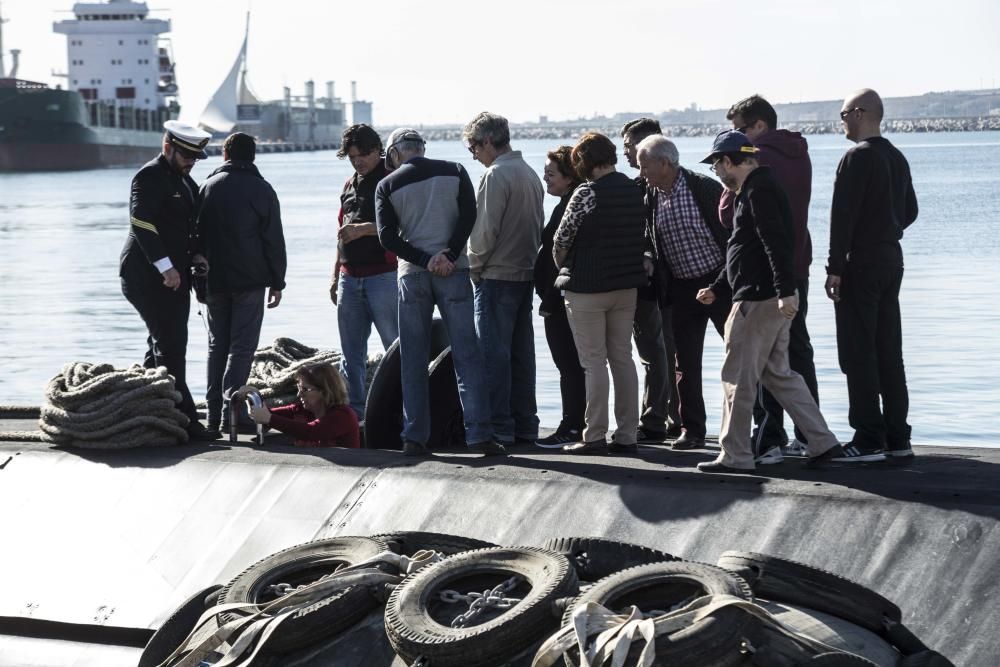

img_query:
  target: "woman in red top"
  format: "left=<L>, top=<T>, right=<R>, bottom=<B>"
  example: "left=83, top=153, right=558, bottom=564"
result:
left=249, top=363, right=360, bottom=448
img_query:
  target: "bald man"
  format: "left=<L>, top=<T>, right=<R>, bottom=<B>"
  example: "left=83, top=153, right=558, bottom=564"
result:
left=827, top=88, right=918, bottom=460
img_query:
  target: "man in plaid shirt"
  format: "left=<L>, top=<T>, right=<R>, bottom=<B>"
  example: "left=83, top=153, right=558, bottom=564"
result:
left=636, top=135, right=731, bottom=450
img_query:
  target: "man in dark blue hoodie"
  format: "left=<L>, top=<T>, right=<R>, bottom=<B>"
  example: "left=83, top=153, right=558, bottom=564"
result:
left=719, top=95, right=819, bottom=465
left=195, top=132, right=287, bottom=436
left=695, top=131, right=879, bottom=472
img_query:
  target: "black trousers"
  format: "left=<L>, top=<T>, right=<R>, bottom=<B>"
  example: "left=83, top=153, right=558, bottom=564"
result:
left=752, top=277, right=820, bottom=445
left=835, top=263, right=910, bottom=449
left=543, top=298, right=586, bottom=434
left=121, top=273, right=198, bottom=422
left=669, top=272, right=730, bottom=439
left=633, top=296, right=680, bottom=433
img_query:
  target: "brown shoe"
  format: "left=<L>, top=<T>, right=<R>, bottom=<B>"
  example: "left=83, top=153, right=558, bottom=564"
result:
left=671, top=432, right=705, bottom=450
left=562, top=439, right=609, bottom=455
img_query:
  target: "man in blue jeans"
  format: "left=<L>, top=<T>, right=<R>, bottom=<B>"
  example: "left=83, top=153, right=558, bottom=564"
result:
left=375, top=128, right=502, bottom=457
left=332, top=124, right=399, bottom=418
left=195, top=133, right=286, bottom=435
left=464, top=112, right=544, bottom=446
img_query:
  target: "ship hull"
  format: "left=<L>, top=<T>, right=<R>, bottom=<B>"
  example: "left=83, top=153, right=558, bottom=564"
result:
left=0, top=83, right=163, bottom=171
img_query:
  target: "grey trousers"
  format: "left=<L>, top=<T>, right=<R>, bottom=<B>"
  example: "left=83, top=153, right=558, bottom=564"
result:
left=564, top=288, right=640, bottom=445
left=206, top=289, right=266, bottom=426
left=715, top=298, right=838, bottom=469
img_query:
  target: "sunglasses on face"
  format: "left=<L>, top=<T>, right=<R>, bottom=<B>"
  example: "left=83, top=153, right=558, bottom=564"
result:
left=840, top=107, right=865, bottom=120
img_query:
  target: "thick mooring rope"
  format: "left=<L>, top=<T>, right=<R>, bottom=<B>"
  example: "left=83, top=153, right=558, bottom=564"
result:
left=36, top=362, right=190, bottom=449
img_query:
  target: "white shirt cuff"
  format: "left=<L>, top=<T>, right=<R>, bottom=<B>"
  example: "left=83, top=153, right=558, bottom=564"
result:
left=153, top=257, right=174, bottom=273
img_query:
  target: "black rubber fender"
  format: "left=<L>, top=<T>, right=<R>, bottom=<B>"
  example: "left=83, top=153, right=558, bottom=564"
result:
left=717, top=551, right=901, bottom=635
left=385, top=546, right=578, bottom=666
left=883, top=617, right=931, bottom=655
left=804, top=652, right=880, bottom=665
left=898, top=650, right=956, bottom=667
left=373, top=531, right=496, bottom=557
left=427, top=347, right=465, bottom=450
left=218, top=536, right=389, bottom=651
left=364, top=318, right=450, bottom=450
left=137, top=584, right=222, bottom=667
left=543, top=536, right=677, bottom=582
left=562, top=561, right=759, bottom=667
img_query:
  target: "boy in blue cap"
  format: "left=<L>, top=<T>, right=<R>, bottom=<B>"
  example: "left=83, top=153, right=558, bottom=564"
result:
left=694, top=131, right=881, bottom=472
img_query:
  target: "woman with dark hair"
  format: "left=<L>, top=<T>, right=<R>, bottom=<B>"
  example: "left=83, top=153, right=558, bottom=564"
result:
left=249, top=363, right=360, bottom=448
left=552, top=132, right=649, bottom=455
left=533, top=146, right=586, bottom=448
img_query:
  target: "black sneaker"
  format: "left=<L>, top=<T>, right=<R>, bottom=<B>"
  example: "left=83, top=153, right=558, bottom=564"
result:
left=805, top=443, right=886, bottom=468
left=536, top=430, right=580, bottom=449
left=402, top=440, right=431, bottom=457
left=468, top=440, right=508, bottom=456
left=636, top=427, right=668, bottom=444
left=887, top=441, right=915, bottom=459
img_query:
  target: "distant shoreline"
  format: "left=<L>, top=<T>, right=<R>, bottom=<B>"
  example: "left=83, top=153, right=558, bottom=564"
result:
left=401, top=116, right=1000, bottom=142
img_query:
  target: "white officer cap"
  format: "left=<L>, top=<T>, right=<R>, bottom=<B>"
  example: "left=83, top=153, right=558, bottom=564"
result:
left=163, top=120, right=212, bottom=159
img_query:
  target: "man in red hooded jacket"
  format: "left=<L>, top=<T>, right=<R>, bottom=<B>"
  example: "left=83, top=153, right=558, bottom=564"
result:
left=718, top=95, right=818, bottom=465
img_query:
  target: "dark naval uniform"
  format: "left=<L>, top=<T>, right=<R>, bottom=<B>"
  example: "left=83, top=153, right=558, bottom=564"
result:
left=120, top=153, right=200, bottom=422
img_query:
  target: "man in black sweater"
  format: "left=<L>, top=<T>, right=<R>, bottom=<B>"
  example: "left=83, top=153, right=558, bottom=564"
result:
left=195, top=133, right=287, bottom=435
left=695, top=131, right=878, bottom=472
left=827, top=89, right=918, bottom=459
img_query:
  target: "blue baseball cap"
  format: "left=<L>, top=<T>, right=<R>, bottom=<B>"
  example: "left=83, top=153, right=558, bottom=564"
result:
left=700, top=129, right=758, bottom=164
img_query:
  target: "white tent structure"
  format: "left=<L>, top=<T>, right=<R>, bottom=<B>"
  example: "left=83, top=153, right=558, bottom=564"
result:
left=199, top=13, right=261, bottom=134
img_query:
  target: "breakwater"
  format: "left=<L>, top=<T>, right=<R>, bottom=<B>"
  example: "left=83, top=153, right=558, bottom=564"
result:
left=406, top=115, right=1000, bottom=142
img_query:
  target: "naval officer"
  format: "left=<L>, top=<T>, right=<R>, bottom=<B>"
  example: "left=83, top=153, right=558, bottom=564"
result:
left=120, top=120, right=216, bottom=441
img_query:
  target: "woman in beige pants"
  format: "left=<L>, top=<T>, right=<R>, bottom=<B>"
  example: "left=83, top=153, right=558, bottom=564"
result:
left=552, top=133, right=650, bottom=455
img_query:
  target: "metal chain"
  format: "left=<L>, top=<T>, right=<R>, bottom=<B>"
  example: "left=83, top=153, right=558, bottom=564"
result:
left=438, top=576, right=523, bottom=628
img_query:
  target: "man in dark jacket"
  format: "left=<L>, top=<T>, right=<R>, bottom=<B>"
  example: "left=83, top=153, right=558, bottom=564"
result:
left=332, top=124, right=398, bottom=419
left=621, top=118, right=681, bottom=443
left=120, top=121, right=215, bottom=441
left=827, top=89, right=918, bottom=459
left=720, top=95, right=819, bottom=463
left=694, top=130, right=878, bottom=472
left=635, top=135, right=730, bottom=451
left=195, top=132, right=287, bottom=434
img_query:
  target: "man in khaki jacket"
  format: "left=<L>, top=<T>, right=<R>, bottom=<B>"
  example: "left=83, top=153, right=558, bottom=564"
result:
left=464, top=111, right=544, bottom=446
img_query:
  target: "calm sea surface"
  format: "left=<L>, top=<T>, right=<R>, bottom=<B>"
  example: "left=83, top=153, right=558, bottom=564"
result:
left=1, top=132, right=998, bottom=447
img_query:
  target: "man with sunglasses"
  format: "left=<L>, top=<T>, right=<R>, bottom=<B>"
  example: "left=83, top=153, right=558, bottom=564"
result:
left=120, top=121, right=216, bottom=441
left=375, top=128, right=501, bottom=457
left=719, top=95, right=819, bottom=465
left=332, top=124, right=399, bottom=419
left=827, top=89, right=918, bottom=460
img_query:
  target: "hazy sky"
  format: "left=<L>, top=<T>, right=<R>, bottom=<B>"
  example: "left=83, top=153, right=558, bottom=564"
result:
left=3, top=0, right=999, bottom=126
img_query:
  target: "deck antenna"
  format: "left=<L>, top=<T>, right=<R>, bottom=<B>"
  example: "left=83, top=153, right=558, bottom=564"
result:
left=0, top=0, right=8, bottom=78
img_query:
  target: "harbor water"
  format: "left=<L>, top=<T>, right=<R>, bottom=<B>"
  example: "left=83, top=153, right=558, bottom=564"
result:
left=1, top=132, right=998, bottom=448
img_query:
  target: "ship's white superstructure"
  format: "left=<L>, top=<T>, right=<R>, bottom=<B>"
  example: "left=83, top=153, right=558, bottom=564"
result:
left=53, top=0, right=177, bottom=112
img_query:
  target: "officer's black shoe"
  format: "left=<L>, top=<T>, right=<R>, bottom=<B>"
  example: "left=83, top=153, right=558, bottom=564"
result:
left=188, top=421, right=221, bottom=442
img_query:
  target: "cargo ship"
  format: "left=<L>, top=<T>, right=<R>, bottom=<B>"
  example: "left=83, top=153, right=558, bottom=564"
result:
left=0, top=0, right=181, bottom=171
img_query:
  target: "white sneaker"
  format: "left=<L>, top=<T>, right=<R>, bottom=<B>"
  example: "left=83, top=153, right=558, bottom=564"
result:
left=783, top=439, right=808, bottom=457
left=755, top=445, right=785, bottom=465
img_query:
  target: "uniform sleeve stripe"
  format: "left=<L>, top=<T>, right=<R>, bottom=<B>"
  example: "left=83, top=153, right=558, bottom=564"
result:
left=130, top=217, right=159, bottom=234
